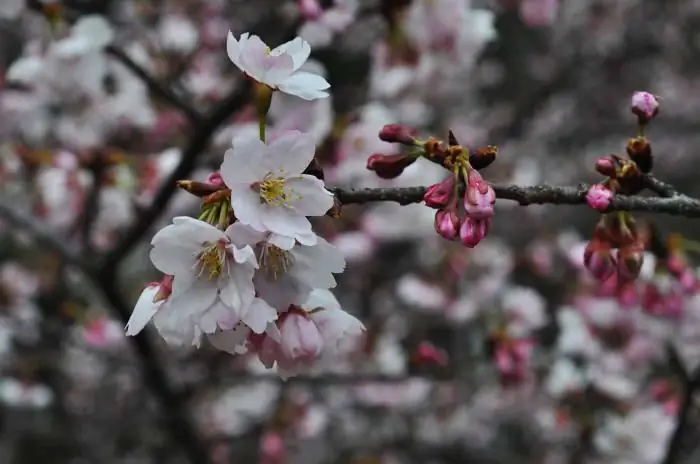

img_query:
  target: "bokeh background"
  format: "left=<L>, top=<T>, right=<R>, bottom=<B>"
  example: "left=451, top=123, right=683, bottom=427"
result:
left=0, top=0, right=699, bottom=463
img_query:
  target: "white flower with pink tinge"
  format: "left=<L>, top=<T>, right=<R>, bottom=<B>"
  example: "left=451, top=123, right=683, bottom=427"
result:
left=226, top=32, right=330, bottom=100
left=221, top=130, right=334, bottom=245
left=258, top=289, right=365, bottom=379
left=225, top=222, right=346, bottom=310
left=124, top=217, right=278, bottom=346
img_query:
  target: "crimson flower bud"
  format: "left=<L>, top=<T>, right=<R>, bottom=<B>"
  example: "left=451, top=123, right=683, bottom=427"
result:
left=423, top=175, right=456, bottom=209
left=595, top=156, right=616, bottom=177
left=366, top=153, right=416, bottom=179
left=434, top=209, right=460, bottom=240
left=584, top=241, right=616, bottom=282
left=412, top=341, right=448, bottom=366
left=617, top=245, right=645, bottom=281
left=586, top=184, right=613, bottom=212
left=378, top=124, right=418, bottom=145
left=631, top=91, right=659, bottom=124
left=459, top=217, right=490, bottom=248
left=464, top=169, right=496, bottom=219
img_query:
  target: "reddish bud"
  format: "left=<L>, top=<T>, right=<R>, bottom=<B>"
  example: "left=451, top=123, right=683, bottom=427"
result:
left=423, top=176, right=456, bottom=209
left=154, top=275, right=174, bottom=302
left=595, top=156, right=617, bottom=177
left=459, top=217, right=490, bottom=248
left=586, top=184, right=613, bottom=212
left=617, top=246, right=645, bottom=281
left=366, top=153, right=416, bottom=179
left=463, top=169, right=496, bottom=219
left=434, top=209, right=460, bottom=240
left=631, top=91, right=659, bottom=124
left=469, top=145, right=498, bottom=170
left=584, top=242, right=616, bottom=282
left=378, top=124, right=418, bottom=145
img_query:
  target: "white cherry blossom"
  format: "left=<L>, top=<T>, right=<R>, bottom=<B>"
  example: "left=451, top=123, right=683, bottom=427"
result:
left=227, top=222, right=346, bottom=310
left=226, top=32, right=330, bottom=100
left=129, top=217, right=278, bottom=345
left=221, top=130, right=334, bottom=244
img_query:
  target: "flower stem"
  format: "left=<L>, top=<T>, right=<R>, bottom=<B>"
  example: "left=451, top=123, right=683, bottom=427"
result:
left=259, top=115, right=266, bottom=142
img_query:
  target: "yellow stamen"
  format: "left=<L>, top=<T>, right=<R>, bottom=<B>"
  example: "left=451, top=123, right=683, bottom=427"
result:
left=195, top=242, right=226, bottom=280
left=255, top=171, right=302, bottom=207
left=259, top=244, right=295, bottom=280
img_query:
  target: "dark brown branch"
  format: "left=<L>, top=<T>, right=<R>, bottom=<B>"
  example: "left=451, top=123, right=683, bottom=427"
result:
left=643, top=174, right=681, bottom=198
left=662, top=364, right=700, bottom=464
left=0, top=200, right=210, bottom=464
left=106, top=46, right=203, bottom=125
left=333, top=184, right=700, bottom=217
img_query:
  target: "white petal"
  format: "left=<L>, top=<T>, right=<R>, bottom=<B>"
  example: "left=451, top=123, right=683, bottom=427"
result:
left=271, top=37, right=311, bottom=71
left=266, top=130, right=317, bottom=175
left=220, top=265, right=256, bottom=309
left=229, top=188, right=267, bottom=231
left=259, top=206, right=313, bottom=239
left=285, top=175, right=334, bottom=216
left=231, top=244, right=258, bottom=266
left=226, top=222, right=267, bottom=247
left=268, top=234, right=297, bottom=251
left=125, top=286, right=162, bottom=335
left=220, top=133, right=268, bottom=186
left=208, top=328, right=250, bottom=354
left=241, top=298, right=279, bottom=333
left=278, top=72, right=330, bottom=100
left=167, top=280, right=218, bottom=318
left=226, top=31, right=243, bottom=68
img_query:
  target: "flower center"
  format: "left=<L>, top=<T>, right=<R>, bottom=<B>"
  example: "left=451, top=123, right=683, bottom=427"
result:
left=254, top=170, right=301, bottom=207
left=258, top=244, right=295, bottom=280
left=194, top=242, right=227, bottom=281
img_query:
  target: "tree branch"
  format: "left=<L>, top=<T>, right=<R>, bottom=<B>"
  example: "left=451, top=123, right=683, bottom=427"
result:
left=333, top=184, right=700, bottom=217
left=662, top=363, right=700, bottom=464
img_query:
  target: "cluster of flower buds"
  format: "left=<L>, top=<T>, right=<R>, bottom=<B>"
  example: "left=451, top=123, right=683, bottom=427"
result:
left=423, top=132, right=498, bottom=247
left=366, top=124, right=422, bottom=178
left=583, top=92, right=662, bottom=282
left=487, top=329, right=534, bottom=387
left=584, top=213, right=646, bottom=282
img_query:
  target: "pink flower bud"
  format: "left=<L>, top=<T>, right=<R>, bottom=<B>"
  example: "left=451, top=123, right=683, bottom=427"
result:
left=434, top=209, right=460, bottom=240
left=378, top=124, right=417, bottom=145
left=366, top=153, right=416, bottom=179
left=617, top=246, right=645, bottom=281
left=423, top=176, right=455, bottom=209
left=279, top=311, right=323, bottom=363
left=459, top=217, right=490, bottom=248
left=631, top=91, right=659, bottom=123
left=206, top=171, right=226, bottom=187
left=154, top=275, right=174, bottom=302
left=586, top=184, right=613, bottom=212
left=595, top=156, right=616, bottom=177
left=463, top=169, right=496, bottom=219
left=298, top=0, right=323, bottom=20
left=584, top=242, right=616, bottom=281
left=259, top=432, right=285, bottom=464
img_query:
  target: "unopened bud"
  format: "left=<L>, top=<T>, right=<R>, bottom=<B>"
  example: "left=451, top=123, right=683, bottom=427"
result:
left=366, top=153, right=416, bottom=179
left=460, top=217, right=490, bottom=248
left=631, top=91, right=659, bottom=124
left=617, top=246, right=645, bottom=281
left=469, top=145, right=498, bottom=170
left=595, top=156, right=617, bottom=177
left=423, top=176, right=456, bottom=209
left=378, top=124, right=417, bottom=145
left=626, top=137, right=653, bottom=173
left=584, top=242, right=616, bottom=281
left=177, top=180, right=223, bottom=197
left=586, top=184, right=613, bottom=212
left=463, top=169, right=496, bottom=219
left=434, top=209, right=460, bottom=240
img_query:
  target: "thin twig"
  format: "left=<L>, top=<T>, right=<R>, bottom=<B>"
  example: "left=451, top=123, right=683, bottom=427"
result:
left=643, top=174, right=681, bottom=198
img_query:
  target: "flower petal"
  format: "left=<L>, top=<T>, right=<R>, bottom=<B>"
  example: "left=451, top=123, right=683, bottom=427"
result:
left=208, top=328, right=250, bottom=354
left=125, top=286, right=162, bottom=336
left=271, top=37, right=311, bottom=71
left=259, top=205, right=313, bottom=239
left=241, top=298, right=279, bottom=333
left=226, top=31, right=243, bottom=68
left=220, top=133, right=268, bottom=186
left=278, top=72, right=330, bottom=100
left=230, top=187, right=267, bottom=231
left=285, top=175, right=334, bottom=216
left=266, top=130, right=316, bottom=175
